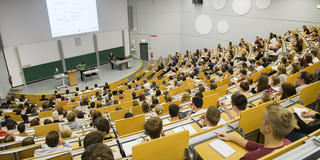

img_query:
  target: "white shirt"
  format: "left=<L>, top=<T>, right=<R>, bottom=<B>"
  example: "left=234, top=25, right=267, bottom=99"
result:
left=313, top=57, right=319, bottom=63
left=256, top=66, right=264, bottom=71
left=296, top=84, right=307, bottom=93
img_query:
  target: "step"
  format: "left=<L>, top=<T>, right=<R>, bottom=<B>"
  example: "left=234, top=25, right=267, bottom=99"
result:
left=10, top=88, right=20, bottom=92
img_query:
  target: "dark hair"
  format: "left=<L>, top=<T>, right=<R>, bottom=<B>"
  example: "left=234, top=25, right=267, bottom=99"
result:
left=169, top=104, right=180, bottom=118
left=300, top=71, right=314, bottom=84
left=92, top=110, right=102, bottom=124
left=192, top=96, right=203, bottom=108
left=280, top=83, right=297, bottom=100
left=17, top=123, right=25, bottom=133
left=257, top=75, right=269, bottom=91
left=77, top=112, right=84, bottom=118
left=90, top=102, right=96, bottom=108
left=155, top=90, right=161, bottom=97
left=144, top=117, right=163, bottom=139
left=206, top=106, right=221, bottom=126
left=210, top=83, right=217, bottom=90
left=4, top=134, right=14, bottom=143
left=94, top=117, right=110, bottom=134
left=30, top=118, right=40, bottom=127
left=142, top=101, right=150, bottom=113
left=44, top=119, right=52, bottom=125
left=138, top=93, right=146, bottom=101
left=124, top=112, right=134, bottom=118
left=239, top=81, right=250, bottom=92
left=21, top=137, right=35, bottom=146
left=83, top=131, right=104, bottom=149
left=305, top=55, right=313, bottom=64
left=231, top=93, right=247, bottom=111
left=81, top=143, right=114, bottom=160
left=6, top=123, right=16, bottom=130
left=46, top=131, right=60, bottom=147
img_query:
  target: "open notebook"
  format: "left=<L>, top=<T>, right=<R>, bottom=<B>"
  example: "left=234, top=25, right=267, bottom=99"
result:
left=209, top=139, right=235, bottom=158
left=293, top=107, right=313, bottom=121
left=172, top=124, right=197, bottom=135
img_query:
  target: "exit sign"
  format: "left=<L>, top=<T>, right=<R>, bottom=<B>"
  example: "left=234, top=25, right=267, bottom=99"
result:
left=151, top=35, right=157, bottom=37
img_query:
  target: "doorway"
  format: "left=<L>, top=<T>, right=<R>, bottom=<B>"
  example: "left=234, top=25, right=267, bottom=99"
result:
left=139, top=43, right=148, bottom=60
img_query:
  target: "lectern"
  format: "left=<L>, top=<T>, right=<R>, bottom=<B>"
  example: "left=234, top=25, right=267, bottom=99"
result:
left=67, top=69, right=78, bottom=86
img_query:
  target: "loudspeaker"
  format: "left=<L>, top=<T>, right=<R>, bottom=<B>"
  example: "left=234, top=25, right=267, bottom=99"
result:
left=0, top=34, right=3, bottom=50
left=192, top=0, right=203, bottom=5
left=128, top=6, right=133, bottom=29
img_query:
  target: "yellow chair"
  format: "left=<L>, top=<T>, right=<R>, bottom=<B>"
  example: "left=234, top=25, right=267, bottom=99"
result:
left=69, top=96, right=80, bottom=101
left=162, top=100, right=180, bottom=114
left=159, top=85, right=166, bottom=91
left=215, top=85, right=228, bottom=97
left=203, top=93, right=219, bottom=109
left=57, top=101, right=67, bottom=107
left=176, top=86, right=186, bottom=95
left=115, top=114, right=145, bottom=137
left=221, top=77, right=231, bottom=86
left=122, top=100, right=134, bottom=109
left=39, top=111, right=53, bottom=118
left=24, top=150, right=72, bottom=160
left=0, top=144, right=42, bottom=160
left=109, top=108, right=131, bottom=122
left=308, top=128, right=320, bottom=137
left=186, top=82, right=195, bottom=90
left=158, top=95, right=165, bottom=103
left=131, top=105, right=143, bottom=115
left=135, top=89, right=144, bottom=96
left=95, top=107, right=106, bottom=115
left=203, top=90, right=215, bottom=97
left=299, top=80, right=320, bottom=106
left=132, top=130, right=189, bottom=159
left=106, top=104, right=118, bottom=113
left=258, top=136, right=308, bottom=160
left=63, top=105, right=74, bottom=111
left=3, top=112, right=16, bottom=117
left=238, top=101, right=273, bottom=135
left=34, top=123, right=59, bottom=137
left=10, top=115, right=22, bottom=122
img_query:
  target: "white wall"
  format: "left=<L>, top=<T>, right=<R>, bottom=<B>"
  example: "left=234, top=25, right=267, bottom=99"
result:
left=0, top=50, right=11, bottom=100
left=180, top=0, right=320, bottom=52
left=0, top=0, right=129, bottom=87
left=130, top=0, right=320, bottom=57
left=129, top=0, right=181, bottom=60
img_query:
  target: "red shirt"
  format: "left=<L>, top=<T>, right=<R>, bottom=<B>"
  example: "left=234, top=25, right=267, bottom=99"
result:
left=0, top=131, right=8, bottom=137
left=240, top=139, right=291, bottom=160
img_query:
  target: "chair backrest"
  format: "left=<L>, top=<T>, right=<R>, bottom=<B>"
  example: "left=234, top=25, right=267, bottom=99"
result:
left=116, top=114, right=145, bottom=137
left=203, top=93, right=219, bottom=109
left=24, top=150, right=72, bottom=160
left=109, top=108, right=131, bottom=122
left=95, top=107, right=106, bottom=115
left=135, top=89, right=144, bottom=96
left=238, top=101, right=273, bottom=135
left=106, top=104, right=118, bottom=112
left=158, top=95, right=165, bottom=103
left=34, top=123, right=59, bottom=137
left=70, top=96, right=80, bottom=101
left=186, top=82, right=195, bottom=90
left=18, top=144, right=42, bottom=159
left=202, top=90, right=215, bottom=97
left=66, top=102, right=78, bottom=107
left=132, top=130, right=189, bottom=160
left=159, top=85, right=166, bottom=91
left=10, top=115, right=22, bottom=122
left=258, top=136, right=308, bottom=160
left=131, top=105, right=143, bottom=116
left=57, top=101, right=67, bottom=107
left=250, top=71, right=261, bottom=82
left=122, top=100, right=133, bottom=109
left=221, top=77, right=231, bottom=86
left=308, top=128, right=320, bottom=137
left=176, top=86, right=185, bottom=95
left=3, top=112, right=16, bottom=116
left=39, top=111, right=53, bottom=118
left=63, top=105, right=74, bottom=111
left=162, top=100, right=180, bottom=114
left=215, top=85, right=228, bottom=97
left=299, top=80, right=320, bottom=106
left=285, top=71, right=300, bottom=86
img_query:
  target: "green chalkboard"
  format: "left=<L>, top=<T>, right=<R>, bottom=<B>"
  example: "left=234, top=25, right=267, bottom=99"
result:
left=99, top=46, right=125, bottom=64
left=23, top=61, right=63, bottom=84
left=65, top=52, right=97, bottom=70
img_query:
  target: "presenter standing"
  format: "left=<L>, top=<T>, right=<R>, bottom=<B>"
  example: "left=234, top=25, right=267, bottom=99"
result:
left=76, top=62, right=86, bottom=81
left=108, top=52, right=115, bottom=69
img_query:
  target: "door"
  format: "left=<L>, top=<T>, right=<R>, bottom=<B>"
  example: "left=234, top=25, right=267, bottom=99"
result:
left=140, top=43, right=148, bottom=60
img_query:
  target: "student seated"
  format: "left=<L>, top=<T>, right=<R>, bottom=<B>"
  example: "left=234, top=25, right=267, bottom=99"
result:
left=251, top=75, right=270, bottom=94
left=4, top=134, right=15, bottom=143
left=218, top=104, right=296, bottom=160
left=34, top=130, right=73, bottom=157
left=94, top=117, right=113, bottom=140
left=154, top=105, right=164, bottom=117
left=220, top=93, right=247, bottom=120
left=83, top=130, right=104, bottom=149
left=259, top=92, right=274, bottom=105
left=1, top=115, right=17, bottom=127
left=30, top=118, right=40, bottom=127
left=6, top=122, right=16, bottom=130
left=60, top=125, right=73, bottom=139
left=39, top=95, right=49, bottom=101
left=186, top=96, right=204, bottom=117
left=62, top=112, right=82, bottom=130
left=44, top=119, right=52, bottom=125
left=169, top=104, right=180, bottom=122
left=142, top=117, right=163, bottom=142
left=21, top=137, right=35, bottom=146
left=17, top=123, right=28, bottom=136
left=52, top=111, right=65, bottom=123
left=201, top=106, right=221, bottom=130
left=274, top=82, right=297, bottom=101
left=296, top=71, right=314, bottom=93
left=81, top=143, right=114, bottom=160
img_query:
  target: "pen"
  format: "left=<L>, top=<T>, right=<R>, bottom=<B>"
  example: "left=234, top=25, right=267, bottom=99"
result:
left=306, top=109, right=312, bottom=114
left=213, top=132, right=219, bottom=135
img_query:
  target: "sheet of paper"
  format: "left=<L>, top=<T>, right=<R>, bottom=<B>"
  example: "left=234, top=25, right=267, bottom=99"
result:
left=122, top=140, right=140, bottom=156
left=217, top=117, right=227, bottom=126
left=113, top=152, right=122, bottom=159
left=193, top=109, right=207, bottom=116
left=225, top=95, right=232, bottom=102
left=182, top=124, right=197, bottom=135
left=173, top=126, right=184, bottom=133
left=293, top=107, right=313, bottom=121
left=209, top=139, right=235, bottom=158
left=163, top=119, right=171, bottom=125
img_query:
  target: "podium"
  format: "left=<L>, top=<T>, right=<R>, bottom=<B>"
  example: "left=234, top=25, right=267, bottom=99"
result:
left=67, top=70, right=78, bottom=86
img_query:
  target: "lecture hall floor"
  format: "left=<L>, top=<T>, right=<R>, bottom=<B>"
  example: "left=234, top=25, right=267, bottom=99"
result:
left=17, top=59, right=145, bottom=94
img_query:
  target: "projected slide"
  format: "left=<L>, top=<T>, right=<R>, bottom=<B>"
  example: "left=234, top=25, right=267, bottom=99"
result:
left=46, top=0, right=99, bottom=37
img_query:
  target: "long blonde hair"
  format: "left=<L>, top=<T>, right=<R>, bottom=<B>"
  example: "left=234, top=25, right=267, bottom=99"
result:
left=155, top=105, right=164, bottom=116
